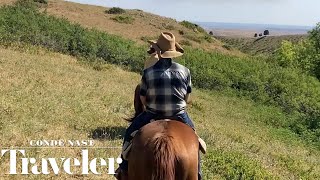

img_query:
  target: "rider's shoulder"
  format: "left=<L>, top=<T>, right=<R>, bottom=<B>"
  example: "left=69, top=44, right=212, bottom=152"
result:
left=172, top=62, right=190, bottom=74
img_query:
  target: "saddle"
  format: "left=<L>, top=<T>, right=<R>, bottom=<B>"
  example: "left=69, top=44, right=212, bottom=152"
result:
left=122, top=118, right=207, bottom=160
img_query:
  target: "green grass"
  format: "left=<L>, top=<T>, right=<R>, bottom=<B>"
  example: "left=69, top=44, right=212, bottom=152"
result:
left=203, top=150, right=275, bottom=179
left=1, top=46, right=319, bottom=179
left=111, top=15, right=135, bottom=24
left=0, top=0, right=319, bottom=147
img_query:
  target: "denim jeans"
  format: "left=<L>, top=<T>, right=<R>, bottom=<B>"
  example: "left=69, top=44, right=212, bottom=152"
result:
left=119, top=111, right=201, bottom=179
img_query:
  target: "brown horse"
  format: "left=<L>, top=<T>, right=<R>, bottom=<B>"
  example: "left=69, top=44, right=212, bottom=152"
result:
left=119, top=84, right=199, bottom=180
left=128, top=120, right=199, bottom=180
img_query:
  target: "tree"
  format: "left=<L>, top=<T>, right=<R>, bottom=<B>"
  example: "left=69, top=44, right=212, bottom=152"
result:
left=254, top=33, right=258, bottom=37
left=309, top=23, right=320, bottom=53
left=264, top=30, right=270, bottom=36
left=308, top=23, right=320, bottom=79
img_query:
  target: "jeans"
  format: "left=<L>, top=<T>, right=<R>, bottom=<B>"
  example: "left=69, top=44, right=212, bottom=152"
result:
left=119, top=111, right=201, bottom=179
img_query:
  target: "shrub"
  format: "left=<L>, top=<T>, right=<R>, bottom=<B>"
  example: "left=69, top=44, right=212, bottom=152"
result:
left=163, top=23, right=175, bottom=30
left=309, top=22, right=320, bottom=53
left=106, top=7, right=125, bottom=14
left=180, top=20, right=206, bottom=34
left=184, top=33, right=202, bottom=43
left=204, top=35, right=213, bottom=43
left=222, top=44, right=232, bottom=50
left=178, top=30, right=184, bottom=35
left=34, top=0, right=48, bottom=4
left=111, top=15, right=134, bottom=24
left=308, top=23, right=320, bottom=79
left=140, top=36, right=157, bottom=42
left=0, top=2, right=145, bottom=71
left=179, top=40, right=192, bottom=46
left=277, top=40, right=319, bottom=77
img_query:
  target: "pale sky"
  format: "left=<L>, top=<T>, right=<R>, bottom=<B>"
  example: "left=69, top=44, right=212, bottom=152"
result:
left=67, top=0, right=320, bottom=26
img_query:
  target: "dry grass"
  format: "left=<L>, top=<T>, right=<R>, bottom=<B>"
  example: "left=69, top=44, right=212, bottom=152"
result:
left=0, top=0, right=245, bottom=57
left=40, top=0, right=242, bottom=56
left=0, top=46, right=319, bottom=179
left=0, top=47, right=135, bottom=179
left=0, top=0, right=15, bottom=5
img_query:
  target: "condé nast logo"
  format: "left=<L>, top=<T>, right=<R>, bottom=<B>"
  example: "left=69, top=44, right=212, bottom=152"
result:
left=0, top=139, right=122, bottom=175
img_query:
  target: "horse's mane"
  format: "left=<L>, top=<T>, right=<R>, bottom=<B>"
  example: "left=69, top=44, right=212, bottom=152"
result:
left=151, top=132, right=176, bottom=180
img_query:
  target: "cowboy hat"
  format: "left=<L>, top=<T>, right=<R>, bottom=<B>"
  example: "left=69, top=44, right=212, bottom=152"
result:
left=147, top=32, right=184, bottom=58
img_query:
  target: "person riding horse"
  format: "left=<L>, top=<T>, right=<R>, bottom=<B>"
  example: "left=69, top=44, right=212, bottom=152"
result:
left=116, top=32, right=203, bottom=180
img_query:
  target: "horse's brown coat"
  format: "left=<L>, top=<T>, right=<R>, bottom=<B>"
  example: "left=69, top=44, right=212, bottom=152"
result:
left=128, top=120, right=199, bottom=180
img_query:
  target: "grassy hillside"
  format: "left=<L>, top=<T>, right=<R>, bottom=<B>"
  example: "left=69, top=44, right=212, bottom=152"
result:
left=1, top=46, right=319, bottom=179
left=0, top=0, right=244, bottom=56
left=216, top=35, right=307, bottom=56
left=0, top=1, right=320, bottom=179
left=1, top=0, right=319, bottom=146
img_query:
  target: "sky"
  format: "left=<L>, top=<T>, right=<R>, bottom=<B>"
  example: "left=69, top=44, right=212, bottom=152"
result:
left=67, top=0, right=320, bottom=26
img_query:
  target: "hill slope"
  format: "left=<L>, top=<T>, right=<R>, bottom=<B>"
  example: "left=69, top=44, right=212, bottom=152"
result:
left=0, top=0, right=244, bottom=56
left=1, top=47, right=319, bottom=179
left=216, top=35, right=307, bottom=56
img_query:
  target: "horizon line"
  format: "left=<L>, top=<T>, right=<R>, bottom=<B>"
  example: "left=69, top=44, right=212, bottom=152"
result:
left=194, top=21, right=315, bottom=28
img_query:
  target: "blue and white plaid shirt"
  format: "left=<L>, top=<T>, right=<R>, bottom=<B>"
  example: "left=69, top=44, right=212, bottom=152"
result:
left=140, top=58, right=192, bottom=116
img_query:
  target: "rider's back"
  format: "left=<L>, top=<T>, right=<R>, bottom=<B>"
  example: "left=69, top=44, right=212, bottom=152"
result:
left=141, top=59, right=192, bottom=116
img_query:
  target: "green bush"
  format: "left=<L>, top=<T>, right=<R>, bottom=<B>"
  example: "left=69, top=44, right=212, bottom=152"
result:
left=0, top=2, right=145, bottom=71
left=106, top=7, right=125, bottom=14
left=309, top=23, right=320, bottom=53
left=34, top=0, right=48, bottom=4
left=179, top=48, right=320, bottom=143
left=276, top=24, right=320, bottom=80
left=222, top=44, right=232, bottom=50
left=308, top=23, right=320, bottom=79
left=203, top=35, right=213, bottom=43
left=184, top=33, right=202, bottom=43
left=180, top=20, right=206, bottom=34
left=179, top=40, right=192, bottom=46
left=277, top=40, right=318, bottom=73
left=162, top=23, right=175, bottom=30
left=111, top=15, right=134, bottom=24
left=0, top=2, right=319, bottom=144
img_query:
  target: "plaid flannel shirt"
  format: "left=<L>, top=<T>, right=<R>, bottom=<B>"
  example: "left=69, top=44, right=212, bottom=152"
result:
left=140, top=58, right=192, bottom=116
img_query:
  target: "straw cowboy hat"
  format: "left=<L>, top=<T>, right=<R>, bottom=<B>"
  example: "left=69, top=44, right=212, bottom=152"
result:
left=147, top=32, right=184, bottom=59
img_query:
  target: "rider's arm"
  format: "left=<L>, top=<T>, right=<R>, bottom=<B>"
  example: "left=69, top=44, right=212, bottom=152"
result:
left=140, top=71, right=148, bottom=108
left=140, top=95, right=147, bottom=106
left=185, top=93, right=192, bottom=104
left=185, top=69, right=192, bottom=105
